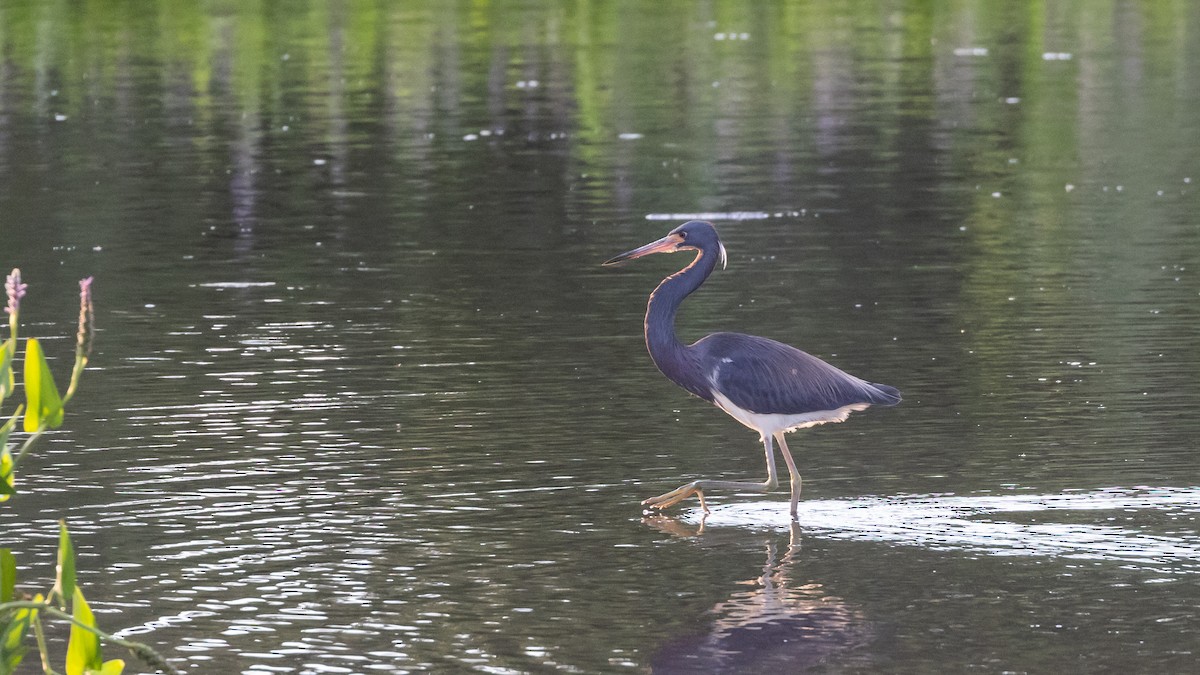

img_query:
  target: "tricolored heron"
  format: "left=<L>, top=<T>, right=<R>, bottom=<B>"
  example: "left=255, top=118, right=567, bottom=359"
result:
left=603, top=220, right=900, bottom=519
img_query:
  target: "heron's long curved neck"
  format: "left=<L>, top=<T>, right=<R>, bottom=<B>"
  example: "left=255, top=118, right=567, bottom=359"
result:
left=644, top=247, right=718, bottom=400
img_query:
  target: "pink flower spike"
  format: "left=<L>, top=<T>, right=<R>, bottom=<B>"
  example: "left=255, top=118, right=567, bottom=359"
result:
left=76, top=275, right=95, bottom=357
left=5, top=269, right=26, bottom=316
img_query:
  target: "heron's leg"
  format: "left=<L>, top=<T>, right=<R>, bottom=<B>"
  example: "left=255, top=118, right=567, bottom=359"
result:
left=761, top=433, right=779, bottom=488
left=774, top=432, right=801, bottom=520
left=642, top=434, right=780, bottom=512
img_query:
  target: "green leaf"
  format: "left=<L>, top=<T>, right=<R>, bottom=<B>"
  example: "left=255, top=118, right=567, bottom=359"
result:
left=66, top=587, right=102, bottom=675
left=0, top=447, right=12, bottom=502
left=0, top=593, right=37, bottom=675
left=0, top=410, right=17, bottom=435
left=0, top=549, right=14, bottom=603
left=0, top=410, right=17, bottom=502
left=54, top=521, right=76, bottom=610
left=0, top=549, right=21, bottom=675
left=23, top=338, right=64, bottom=432
left=0, top=338, right=14, bottom=402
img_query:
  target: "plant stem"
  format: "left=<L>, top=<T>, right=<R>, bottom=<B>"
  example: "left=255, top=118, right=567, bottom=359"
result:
left=62, top=356, right=87, bottom=405
left=30, top=614, right=60, bottom=674
left=9, top=423, right=45, bottom=473
left=1, top=600, right=181, bottom=675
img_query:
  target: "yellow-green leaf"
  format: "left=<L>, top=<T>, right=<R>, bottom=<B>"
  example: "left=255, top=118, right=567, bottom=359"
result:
left=54, top=521, right=76, bottom=610
left=0, top=338, right=14, bottom=401
left=66, top=587, right=102, bottom=675
left=0, top=447, right=12, bottom=502
left=92, top=659, right=125, bottom=675
left=0, top=593, right=38, bottom=675
left=23, top=338, right=64, bottom=432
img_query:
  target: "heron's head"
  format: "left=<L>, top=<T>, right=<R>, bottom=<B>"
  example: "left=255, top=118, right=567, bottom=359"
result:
left=602, top=220, right=727, bottom=269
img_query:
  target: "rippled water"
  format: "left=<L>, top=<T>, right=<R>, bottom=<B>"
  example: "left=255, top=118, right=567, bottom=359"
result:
left=2, top=2, right=1200, bottom=673
left=700, top=488, right=1200, bottom=569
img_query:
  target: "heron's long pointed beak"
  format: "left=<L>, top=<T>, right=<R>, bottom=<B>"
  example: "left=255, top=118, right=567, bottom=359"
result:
left=602, top=233, right=683, bottom=266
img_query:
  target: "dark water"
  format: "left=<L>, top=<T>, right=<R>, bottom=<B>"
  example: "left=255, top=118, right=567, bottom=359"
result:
left=2, top=1, right=1199, bottom=672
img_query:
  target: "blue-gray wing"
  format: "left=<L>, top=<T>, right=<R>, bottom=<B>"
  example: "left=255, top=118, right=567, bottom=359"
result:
left=694, top=332, right=901, bottom=415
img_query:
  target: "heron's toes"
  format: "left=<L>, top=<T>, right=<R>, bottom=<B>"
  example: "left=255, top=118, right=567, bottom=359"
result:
left=642, top=482, right=705, bottom=511
left=642, top=491, right=690, bottom=510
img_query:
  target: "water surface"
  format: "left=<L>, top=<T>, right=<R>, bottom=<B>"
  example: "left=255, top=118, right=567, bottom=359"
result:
left=2, top=2, right=1199, bottom=673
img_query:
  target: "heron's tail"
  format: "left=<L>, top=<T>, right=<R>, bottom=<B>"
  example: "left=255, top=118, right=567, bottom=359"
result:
left=865, top=382, right=902, bottom=406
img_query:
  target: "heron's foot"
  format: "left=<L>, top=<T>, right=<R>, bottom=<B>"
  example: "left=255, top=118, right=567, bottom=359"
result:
left=642, top=481, right=710, bottom=513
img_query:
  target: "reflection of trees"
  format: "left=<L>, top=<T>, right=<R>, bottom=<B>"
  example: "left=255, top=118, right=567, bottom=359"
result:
left=0, top=2, right=1195, bottom=478
left=647, top=519, right=873, bottom=673
left=0, top=3, right=1194, bottom=243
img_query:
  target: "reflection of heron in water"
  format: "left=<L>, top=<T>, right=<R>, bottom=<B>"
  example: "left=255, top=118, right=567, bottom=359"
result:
left=646, top=519, right=874, bottom=673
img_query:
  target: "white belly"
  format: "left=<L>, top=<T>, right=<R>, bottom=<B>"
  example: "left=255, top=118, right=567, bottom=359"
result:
left=711, top=390, right=870, bottom=437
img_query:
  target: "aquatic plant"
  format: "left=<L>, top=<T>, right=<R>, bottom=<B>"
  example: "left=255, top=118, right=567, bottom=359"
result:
left=0, top=270, right=178, bottom=675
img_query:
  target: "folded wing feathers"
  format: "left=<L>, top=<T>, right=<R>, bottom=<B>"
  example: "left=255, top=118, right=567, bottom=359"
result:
left=699, top=333, right=900, bottom=416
